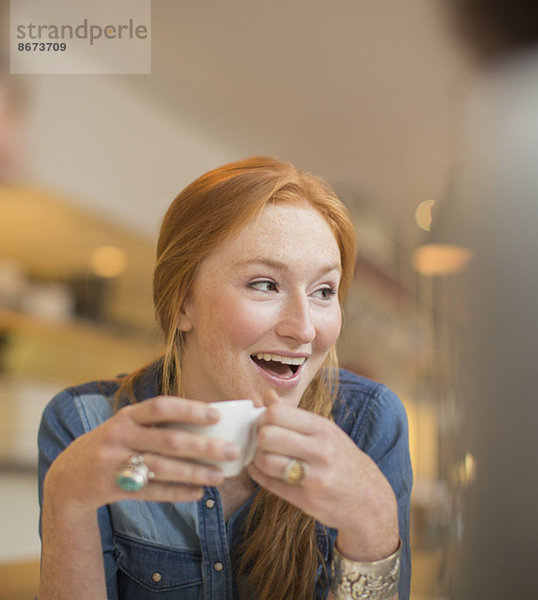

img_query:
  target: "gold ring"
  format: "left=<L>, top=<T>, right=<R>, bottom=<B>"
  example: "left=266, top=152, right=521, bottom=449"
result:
left=284, top=458, right=306, bottom=485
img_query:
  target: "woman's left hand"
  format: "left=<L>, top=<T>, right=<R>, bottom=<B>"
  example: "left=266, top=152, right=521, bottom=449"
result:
left=247, top=391, right=399, bottom=562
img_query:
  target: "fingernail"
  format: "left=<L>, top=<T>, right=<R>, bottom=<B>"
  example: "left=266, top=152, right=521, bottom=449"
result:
left=205, top=408, right=219, bottom=421
left=192, top=487, right=204, bottom=500
left=208, top=469, right=223, bottom=484
left=224, top=444, right=239, bottom=459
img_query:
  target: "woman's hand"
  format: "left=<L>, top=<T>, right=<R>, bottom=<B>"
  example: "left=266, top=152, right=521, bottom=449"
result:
left=247, top=391, right=399, bottom=562
left=44, top=396, right=239, bottom=516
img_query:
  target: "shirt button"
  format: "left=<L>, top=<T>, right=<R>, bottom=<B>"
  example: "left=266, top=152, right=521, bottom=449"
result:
left=151, top=572, right=162, bottom=582
left=205, top=498, right=215, bottom=508
left=213, top=561, right=224, bottom=572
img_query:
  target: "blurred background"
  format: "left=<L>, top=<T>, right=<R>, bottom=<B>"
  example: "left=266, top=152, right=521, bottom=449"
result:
left=0, top=1, right=527, bottom=598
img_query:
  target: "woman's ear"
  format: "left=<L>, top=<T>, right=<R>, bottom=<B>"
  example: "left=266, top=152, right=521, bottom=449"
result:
left=177, top=300, right=193, bottom=332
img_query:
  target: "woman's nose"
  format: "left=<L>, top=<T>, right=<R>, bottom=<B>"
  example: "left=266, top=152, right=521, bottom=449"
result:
left=275, top=296, right=316, bottom=343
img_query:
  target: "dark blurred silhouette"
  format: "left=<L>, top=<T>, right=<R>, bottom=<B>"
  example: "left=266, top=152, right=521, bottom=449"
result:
left=451, top=0, right=538, bottom=63
left=445, top=1, right=538, bottom=597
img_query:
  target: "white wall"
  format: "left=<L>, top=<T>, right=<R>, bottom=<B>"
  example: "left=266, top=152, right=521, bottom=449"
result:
left=22, top=76, right=241, bottom=238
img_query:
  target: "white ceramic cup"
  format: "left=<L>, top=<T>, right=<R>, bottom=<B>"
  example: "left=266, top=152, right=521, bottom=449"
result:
left=171, top=399, right=266, bottom=478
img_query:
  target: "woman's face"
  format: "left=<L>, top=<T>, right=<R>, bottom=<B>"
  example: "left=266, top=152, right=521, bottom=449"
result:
left=179, top=202, right=343, bottom=407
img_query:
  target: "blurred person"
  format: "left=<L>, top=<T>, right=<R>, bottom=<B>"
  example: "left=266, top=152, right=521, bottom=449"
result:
left=446, top=1, right=538, bottom=597
left=37, top=157, right=412, bottom=600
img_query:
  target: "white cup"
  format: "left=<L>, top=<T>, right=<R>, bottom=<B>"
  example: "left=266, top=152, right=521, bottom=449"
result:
left=171, top=399, right=266, bottom=478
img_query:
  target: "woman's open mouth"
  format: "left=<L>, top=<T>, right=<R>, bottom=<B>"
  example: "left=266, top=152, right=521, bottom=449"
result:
left=250, top=352, right=306, bottom=380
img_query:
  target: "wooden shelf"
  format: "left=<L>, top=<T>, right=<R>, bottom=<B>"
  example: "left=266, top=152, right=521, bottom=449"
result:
left=0, top=305, right=158, bottom=346
left=0, top=306, right=163, bottom=384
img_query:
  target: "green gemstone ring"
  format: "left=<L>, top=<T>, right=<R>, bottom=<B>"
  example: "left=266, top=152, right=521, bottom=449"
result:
left=115, top=454, right=152, bottom=492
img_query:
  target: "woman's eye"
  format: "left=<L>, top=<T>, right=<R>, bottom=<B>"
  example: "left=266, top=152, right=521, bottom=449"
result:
left=248, top=280, right=278, bottom=292
left=314, top=286, right=338, bottom=300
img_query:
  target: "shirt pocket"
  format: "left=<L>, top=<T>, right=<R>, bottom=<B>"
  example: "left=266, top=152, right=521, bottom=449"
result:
left=114, top=534, right=202, bottom=599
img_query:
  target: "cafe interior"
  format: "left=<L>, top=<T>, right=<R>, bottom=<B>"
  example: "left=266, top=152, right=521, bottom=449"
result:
left=2, top=1, right=537, bottom=599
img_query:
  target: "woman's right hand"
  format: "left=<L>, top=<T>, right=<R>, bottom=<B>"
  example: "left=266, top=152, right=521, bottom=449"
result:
left=43, top=396, right=239, bottom=514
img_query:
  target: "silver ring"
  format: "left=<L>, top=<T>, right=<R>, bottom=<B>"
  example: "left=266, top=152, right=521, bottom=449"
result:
left=116, top=454, right=153, bottom=492
left=284, top=458, right=306, bottom=485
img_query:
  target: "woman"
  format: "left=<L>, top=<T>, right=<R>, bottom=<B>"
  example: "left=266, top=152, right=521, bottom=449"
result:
left=37, top=157, right=412, bottom=600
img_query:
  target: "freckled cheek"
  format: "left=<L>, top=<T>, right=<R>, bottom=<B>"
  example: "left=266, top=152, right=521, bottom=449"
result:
left=209, top=298, right=271, bottom=351
left=230, top=309, right=272, bottom=349
left=317, top=307, right=342, bottom=351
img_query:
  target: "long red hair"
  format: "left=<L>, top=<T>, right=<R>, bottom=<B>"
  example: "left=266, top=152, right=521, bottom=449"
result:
left=119, top=156, right=356, bottom=599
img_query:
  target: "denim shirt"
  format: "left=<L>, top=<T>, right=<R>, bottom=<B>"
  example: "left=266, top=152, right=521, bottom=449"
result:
left=38, top=364, right=412, bottom=600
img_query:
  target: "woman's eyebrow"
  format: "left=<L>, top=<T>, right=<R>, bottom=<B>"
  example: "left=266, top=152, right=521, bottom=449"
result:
left=232, top=258, right=288, bottom=272
left=232, top=257, right=342, bottom=275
